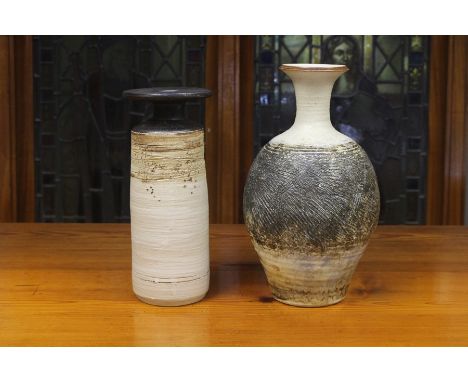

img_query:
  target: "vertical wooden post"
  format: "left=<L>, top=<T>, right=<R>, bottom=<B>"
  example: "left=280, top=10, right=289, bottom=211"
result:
left=443, top=36, right=467, bottom=224
left=216, top=36, right=241, bottom=223
left=0, top=36, right=35, bottom=222
left=205, top=36, right=220, bottom=223
left=205, top=36, right=255, bottom=224
left=427, top=36, right=467, bottom=225
left=427, top=36, right=448, bottom=225
left=0, top=36, right=17, bottom=222
left=239, top=36, right=255, bottom=223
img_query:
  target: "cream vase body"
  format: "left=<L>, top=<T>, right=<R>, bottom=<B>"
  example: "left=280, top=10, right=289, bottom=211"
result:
left=243, top=64, right=380, bottom=307
left=125, top=88, right=211, bottom=306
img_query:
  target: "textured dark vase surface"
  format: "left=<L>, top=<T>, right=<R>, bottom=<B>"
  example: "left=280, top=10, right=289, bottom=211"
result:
left=243, top=64, right=380, bottom=307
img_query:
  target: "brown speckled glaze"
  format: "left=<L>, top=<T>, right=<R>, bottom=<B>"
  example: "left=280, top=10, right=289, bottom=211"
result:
left=131, top=129, right=205, bottom=182
left=243, top=65, right=380, bottom=307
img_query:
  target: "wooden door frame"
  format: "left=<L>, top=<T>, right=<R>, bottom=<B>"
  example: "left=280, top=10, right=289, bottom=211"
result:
left=427, top=35, right=467, bottom=224
left=0, top=36, right=34, bottom=222
left=205, top=36, right=254, bottom=224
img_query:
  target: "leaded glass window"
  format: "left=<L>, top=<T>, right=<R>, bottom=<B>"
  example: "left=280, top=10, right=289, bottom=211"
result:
left=254, top=35, right=429, bottom=224
left=34, top=36, right=206, bottom=222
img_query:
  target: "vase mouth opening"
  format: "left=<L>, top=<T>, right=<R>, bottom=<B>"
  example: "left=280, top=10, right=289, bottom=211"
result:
left=280, top=64, right=349, bottom=73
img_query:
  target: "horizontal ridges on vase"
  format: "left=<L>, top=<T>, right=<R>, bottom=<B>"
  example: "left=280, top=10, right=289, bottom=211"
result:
left=130, top=175, right=210, bottom=306
left=131, top=129, right=205, bottom=181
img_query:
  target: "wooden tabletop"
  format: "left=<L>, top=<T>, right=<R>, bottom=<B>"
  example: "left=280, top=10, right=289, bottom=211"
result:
left=1, top=224, right=468, bottom=346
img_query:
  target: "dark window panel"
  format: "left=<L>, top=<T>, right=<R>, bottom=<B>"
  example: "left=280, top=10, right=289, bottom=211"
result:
left=406, top=178, right=420, bottom=191
left=407, top=137, right=421, bottom=151
left=410, top=52, right=424, bottom=65
left=42, top=173, right=55, bottom=185
left=406, top=152, right=421, bottom=176
left=42, top=188, right=55, bottom=215
left=408, top=93, right=422, bottom=105
left=34, top=36, right=206, bottom=222
left=41, top=134, right=55, bottom=147
left=383, top=199, right=405, bottom=225
left=409, top=66, right=423, bottom=91
left=407, top=107, right=423, bottom=135
left=406, top=192, right=419, bottom=222
left=186, top=64, right=202, bottom=87
left=254, top=35, right=429, bottom=224
left=188, top=50, right=201, bottom=62
left=258, top=66, right=275, bottom=92
left=40, top=64, right=54, bottom=86
left=40, top=102, right=55, bottom=124
left=40, top=148, right=55, bottom=172
left=40, top=49, right=53, bottom=62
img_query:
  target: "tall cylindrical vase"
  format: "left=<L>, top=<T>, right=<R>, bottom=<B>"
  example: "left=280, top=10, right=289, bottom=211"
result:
left=243, top=64, right=380, bottom=307
left=124, top=87, right=211, bottom=306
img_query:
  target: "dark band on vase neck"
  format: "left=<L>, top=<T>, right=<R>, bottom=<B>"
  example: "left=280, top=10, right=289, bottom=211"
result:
left=151, top=101, right=185, bottom=121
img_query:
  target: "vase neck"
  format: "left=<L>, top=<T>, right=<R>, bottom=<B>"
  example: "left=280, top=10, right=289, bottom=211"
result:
left=151, top=101, right=185, bottom=121
left=292, top=71, right=337, bottom=127
left=271, top=69, right=352, bottom=147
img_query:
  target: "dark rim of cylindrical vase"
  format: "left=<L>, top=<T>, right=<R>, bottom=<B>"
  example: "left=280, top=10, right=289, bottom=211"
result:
left=122, top=87, right=212, bottom=101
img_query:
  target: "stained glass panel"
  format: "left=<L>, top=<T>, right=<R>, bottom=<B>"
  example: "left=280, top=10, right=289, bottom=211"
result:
left=34, top=36, right=206, bottom=222
left=254, top=35, right=430, bottom=224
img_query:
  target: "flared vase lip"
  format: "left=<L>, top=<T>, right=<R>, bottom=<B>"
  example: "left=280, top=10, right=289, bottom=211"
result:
left=280, top=64, right=349, bottom=73
left=123, top=87, right=212, bottom=101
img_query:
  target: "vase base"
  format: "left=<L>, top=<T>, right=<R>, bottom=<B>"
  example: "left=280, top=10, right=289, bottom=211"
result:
left=272, top=294, right=346, bottom=308
left=135, top=292, right=207, bottom=307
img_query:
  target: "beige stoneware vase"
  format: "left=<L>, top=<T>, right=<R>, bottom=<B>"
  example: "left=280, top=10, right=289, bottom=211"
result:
left=243, top=64, right=380, bottom=307
left=124, top=87, right=211, bottom=306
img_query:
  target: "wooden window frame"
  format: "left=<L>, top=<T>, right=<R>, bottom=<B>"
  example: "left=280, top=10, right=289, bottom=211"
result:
left=0, top=36, right=34, bottom=222
left=426, top=35, right=468, bottom=224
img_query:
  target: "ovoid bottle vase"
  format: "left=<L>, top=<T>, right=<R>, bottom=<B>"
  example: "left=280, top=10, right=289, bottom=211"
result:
left=243, top=64, right=380, bottom=307
left=124, top=87, right=211, bottom=306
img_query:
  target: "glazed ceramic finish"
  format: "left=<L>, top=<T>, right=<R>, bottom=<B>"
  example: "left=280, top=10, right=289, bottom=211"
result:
left=126, top=88, right=211, bottom=306
left=244, top=64, right=380, bottom=307
left=272, top=64, right=351, bottom=147
left=123, top=87, right=212, bottom=101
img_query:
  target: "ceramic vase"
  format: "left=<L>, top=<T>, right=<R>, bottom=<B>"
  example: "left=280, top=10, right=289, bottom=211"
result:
left=243, top=64, right=380, bottom=307
left=124, top=87, right=211, bottom=306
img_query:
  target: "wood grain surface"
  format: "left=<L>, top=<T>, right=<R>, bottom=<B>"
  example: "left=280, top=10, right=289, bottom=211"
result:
left=0, top=36, right=34, bottom=223
left=427, top=35, right=468, bottom=225
left=205, top=36, right=241, bottom=224
left=1, top=224, right=468, bottom=346
left=0, top=36, right=16, bottom=222
left=443, top=35, right=467, bottom=224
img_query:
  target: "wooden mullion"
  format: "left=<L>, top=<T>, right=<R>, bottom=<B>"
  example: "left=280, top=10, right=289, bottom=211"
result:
left=204, top=36, right=219, bottom=223
left=443, top=36, right=467, bottom=224
left=239, top=36, right=255, bottom=223
left=205, top=36, right=243, bottom=223
left=427, top=35, right=467, bottom=225
left=13, top=36, right=35, bottom=222
left=426, top=36, right=449, bottom=224
left=0, top=36, right=16, bottom=222
left=0, top=36, right=35, bottom=222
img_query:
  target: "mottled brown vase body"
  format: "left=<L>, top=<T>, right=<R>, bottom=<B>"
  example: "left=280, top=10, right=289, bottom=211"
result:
left=243, top=65, right=380, bottom=307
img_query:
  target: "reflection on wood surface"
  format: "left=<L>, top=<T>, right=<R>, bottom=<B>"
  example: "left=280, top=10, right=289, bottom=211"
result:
left=1, top=224, right=468, bottom=346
